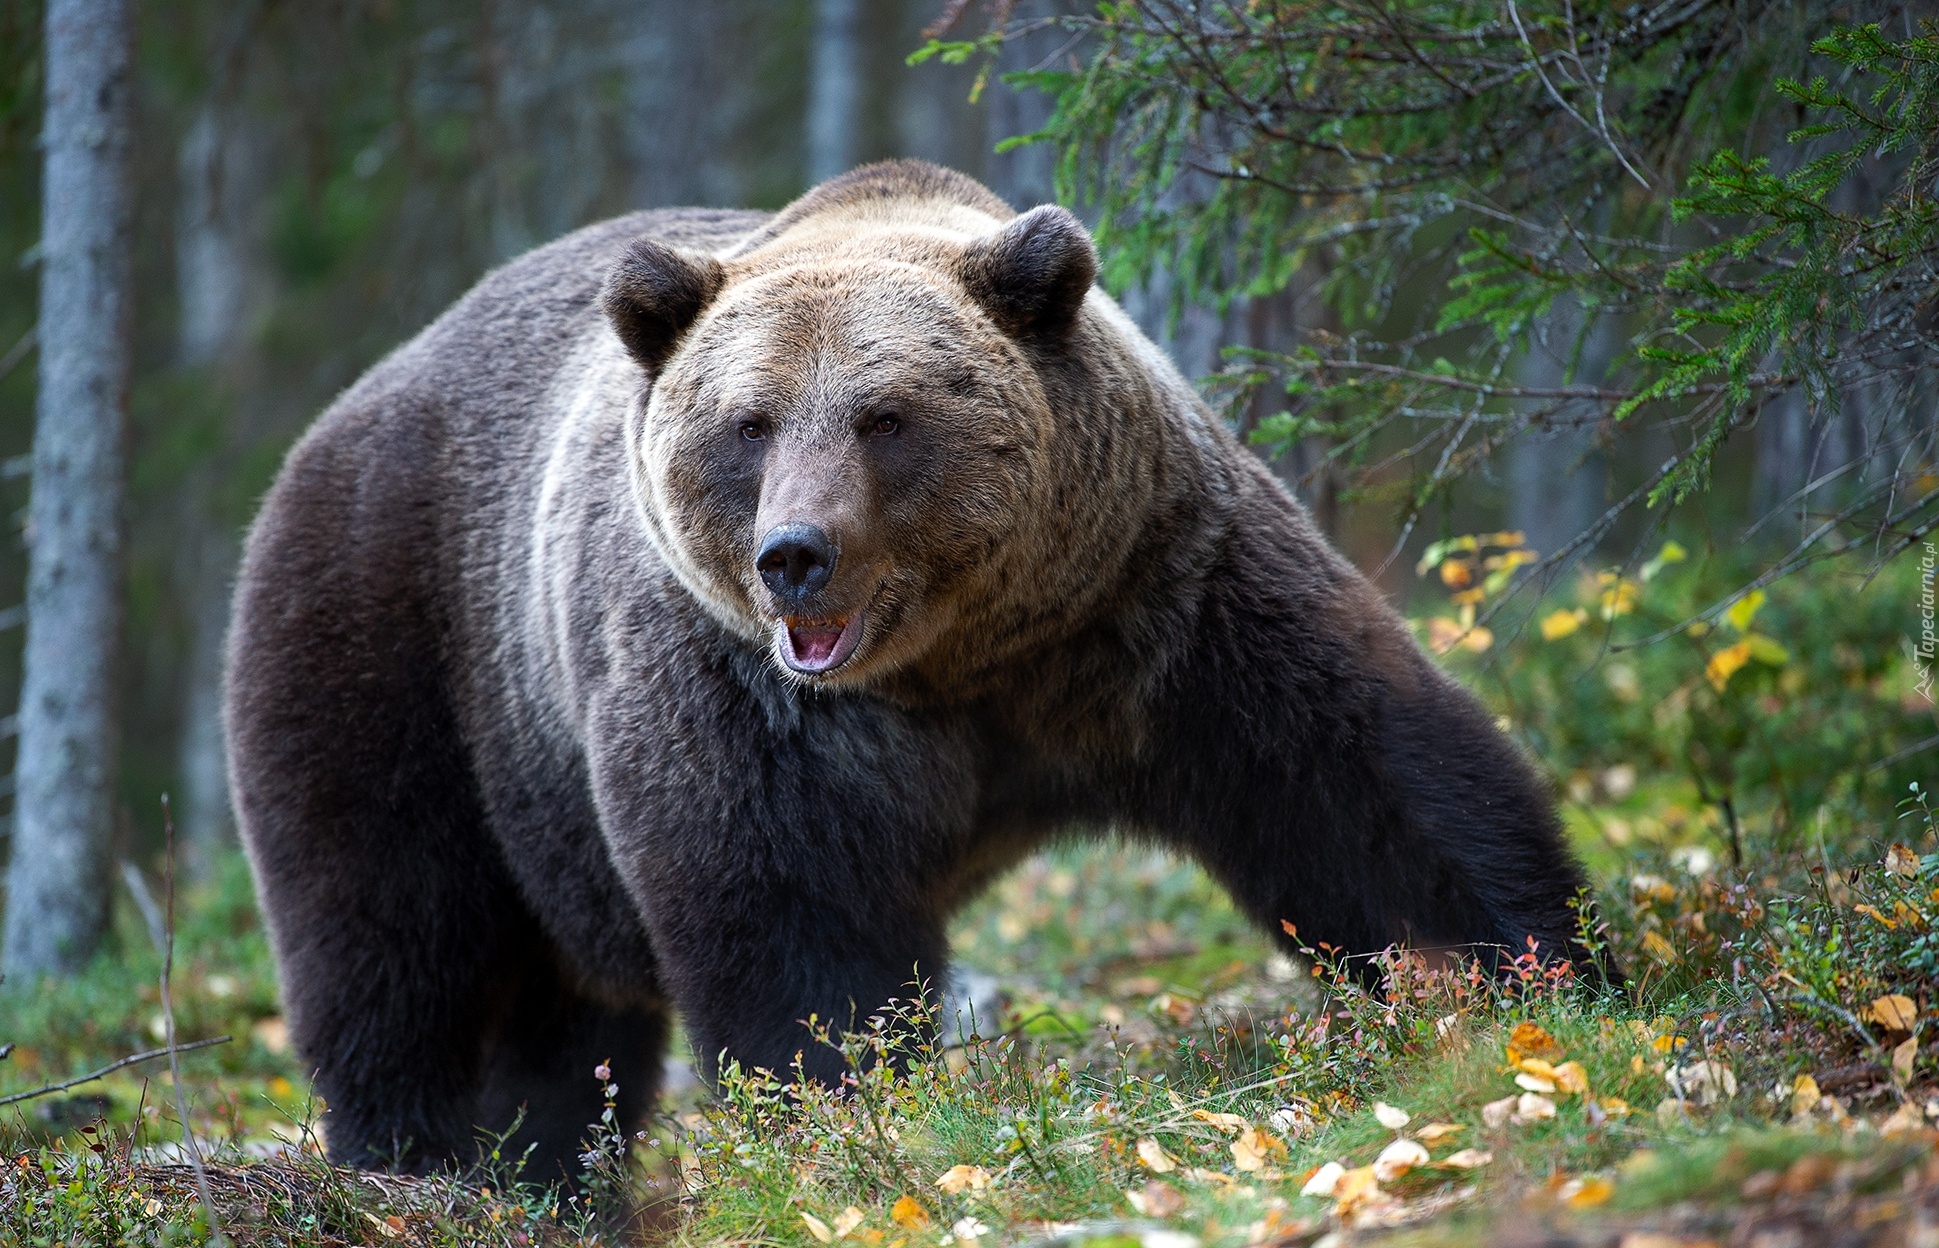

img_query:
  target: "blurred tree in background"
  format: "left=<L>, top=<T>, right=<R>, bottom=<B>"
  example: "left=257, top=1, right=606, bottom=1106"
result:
left=0, top=0, right=1078, bottom=926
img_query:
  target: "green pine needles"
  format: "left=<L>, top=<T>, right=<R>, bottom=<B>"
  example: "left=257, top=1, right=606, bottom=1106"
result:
left=930, top=1, right=1939, bottom=589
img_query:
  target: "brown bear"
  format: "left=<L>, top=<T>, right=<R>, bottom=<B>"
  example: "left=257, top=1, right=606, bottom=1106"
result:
left=226, top=160, right=1595, bottom=1180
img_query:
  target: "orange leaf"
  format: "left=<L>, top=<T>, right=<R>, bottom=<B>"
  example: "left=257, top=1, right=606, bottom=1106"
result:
left=1506, top=1022, right=1564, bottom=1064
left=890, top=1196, right=929, bottom=1230
left=1564, top=1177, right=1615, bottom=1208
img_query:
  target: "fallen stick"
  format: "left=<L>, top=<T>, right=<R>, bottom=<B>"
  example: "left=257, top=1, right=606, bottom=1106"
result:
left=0, top=1036, right=231, bottom=1109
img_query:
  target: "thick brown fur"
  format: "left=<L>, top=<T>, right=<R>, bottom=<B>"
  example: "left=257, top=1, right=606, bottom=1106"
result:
left=227, top=161, right=1597, bottom=1181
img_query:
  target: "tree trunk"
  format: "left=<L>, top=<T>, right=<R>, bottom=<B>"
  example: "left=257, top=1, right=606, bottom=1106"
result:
left=175, top=101, right=264, bottom=875
left=4, top=0, right=136, bottom=979
left=807, top=0, right=862, bottom=183
left=1509, top=295, right=1617, bottom=565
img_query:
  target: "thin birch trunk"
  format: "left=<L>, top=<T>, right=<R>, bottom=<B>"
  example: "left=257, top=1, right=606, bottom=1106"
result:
left=4, top=0, right=136, bottom=978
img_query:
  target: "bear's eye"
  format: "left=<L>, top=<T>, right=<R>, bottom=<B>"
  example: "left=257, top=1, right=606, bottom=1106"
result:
left=738, top=421, right=765, bottom=442
left=868, top=413, right=901, bottom=438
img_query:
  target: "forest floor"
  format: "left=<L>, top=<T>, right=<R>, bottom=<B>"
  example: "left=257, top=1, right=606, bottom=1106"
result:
left=1, top=798, right=1935, bottom=1246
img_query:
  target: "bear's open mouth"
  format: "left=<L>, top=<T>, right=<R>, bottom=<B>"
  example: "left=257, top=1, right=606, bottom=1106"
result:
left=778, top=612, right=865, bottom=674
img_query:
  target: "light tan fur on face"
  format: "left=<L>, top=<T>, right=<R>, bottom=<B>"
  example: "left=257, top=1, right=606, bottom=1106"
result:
left=626, top=177, right=1202, bottom=698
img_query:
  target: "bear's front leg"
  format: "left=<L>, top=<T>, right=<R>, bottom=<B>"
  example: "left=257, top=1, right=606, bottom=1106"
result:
left=629, top=849, right=950, bottom=1084
left=584, top=680, right=971, bottom=1085
left=1135, top=498, right=1607, bottom=982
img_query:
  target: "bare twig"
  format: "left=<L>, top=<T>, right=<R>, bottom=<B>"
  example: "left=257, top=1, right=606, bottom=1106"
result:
left=0, top=1037, right=230, bottom=1109
left=1506, top=0, right=1653, bottom=188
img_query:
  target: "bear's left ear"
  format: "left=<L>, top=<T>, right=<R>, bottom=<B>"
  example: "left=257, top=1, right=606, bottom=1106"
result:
left=600, top=238, right=726, bottom=373
left=955, top=205, right=1098, bottom=343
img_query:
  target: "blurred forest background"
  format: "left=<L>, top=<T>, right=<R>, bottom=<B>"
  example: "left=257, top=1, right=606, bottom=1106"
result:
left=0, top=0, right=1113, bottom=888
left=0, top=0, right=1932, bottom=945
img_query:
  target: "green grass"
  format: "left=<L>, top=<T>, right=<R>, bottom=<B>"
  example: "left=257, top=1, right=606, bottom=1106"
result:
left=2, top=828, right=1933, bottom=1246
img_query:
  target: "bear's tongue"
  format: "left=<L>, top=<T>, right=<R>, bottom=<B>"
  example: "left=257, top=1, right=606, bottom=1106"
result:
left=783, top=616, right=856, bottom=673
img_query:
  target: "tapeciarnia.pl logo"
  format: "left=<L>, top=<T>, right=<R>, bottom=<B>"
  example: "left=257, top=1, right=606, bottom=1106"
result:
left=1917, top=541, right=1935, bottom=703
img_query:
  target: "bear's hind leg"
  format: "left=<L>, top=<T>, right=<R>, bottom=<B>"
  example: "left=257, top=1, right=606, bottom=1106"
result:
left=474, top=941, right=670, bottom=1187
left=256, top=830, right=535, bottom=1174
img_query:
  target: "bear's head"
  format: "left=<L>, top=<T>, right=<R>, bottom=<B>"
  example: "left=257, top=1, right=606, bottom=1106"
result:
left=603, top=164, right=1167, bottom=694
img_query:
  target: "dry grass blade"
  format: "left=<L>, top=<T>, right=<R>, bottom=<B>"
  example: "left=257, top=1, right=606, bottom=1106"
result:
left=159, top=792, right=229, bottom=1247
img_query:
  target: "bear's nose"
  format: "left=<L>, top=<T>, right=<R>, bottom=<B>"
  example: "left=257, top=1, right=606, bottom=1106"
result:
left=756, top=522, right=836, bottom=605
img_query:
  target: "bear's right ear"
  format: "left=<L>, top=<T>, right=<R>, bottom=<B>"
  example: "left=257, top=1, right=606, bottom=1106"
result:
left=955, top=205, right=1099, bottom=343
left=600, top=239, right=726, bottom=373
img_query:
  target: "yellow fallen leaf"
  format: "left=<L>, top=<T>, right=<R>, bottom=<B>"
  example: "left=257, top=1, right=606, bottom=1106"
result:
left=1705, top=641, right=1752, bottom=692
left=1300, top=1161, right=1344, bottom=1196
left=801, top=1213, right=834, bottom=1244
left=1540, top=608, right=1586, bottom=641
left=1331, top=1166, right=1382, bottom=1213
left=1515, top=1072, right=1557, bottom=1094
left=1414, top=1122, right=1465, bottom=1144
left=1191, top=1109, right=1249, bottom=1133
left=1564, top=1177, right=1615, bottom=1209
left=1552, top=1061, right=1590, bottom=1095
left=1184, top=1167, right=1236, bottom=1186
left=1886, top=843, right=1922, bottom=878
left=1516, top=1093, right=1557, bottom=1121
left=934, top=1165, right=991, bottom=1194
left=1865, top=994, right=1917, bottom=1033
left=1596, top=1096, right=1631, bottom=1117
left=1514, top=1057, right=1558, bottom=1080
left=890, top=1196, right=929, bottom=1229
left=1372, top=1101, right=1410, bottom=1131
left=1506, top=1022, right=1564, bottom=1063
left=1136, top=1137, right=1177, bottom=1173
left=1665, top=1061, right=1736, bottom=1104
left=1893, top=1036, right=1918, bottom=1085
left=1881, top=1102, right=1927, bottom=1137
left=1438, top=1148, right=1493, bottom=1170
left=142, top=1198, right=164, bottom=1218
left=1230, top=1126, right=1286, bottom=1172
left=1790, top=1074, right=1822, bottom=1118
left=1640, top=930, right=1679, bottom=964
left=832, top=1208, right=865, bottom=1238
left=1372, top=1138, right=1428, bottom=1181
